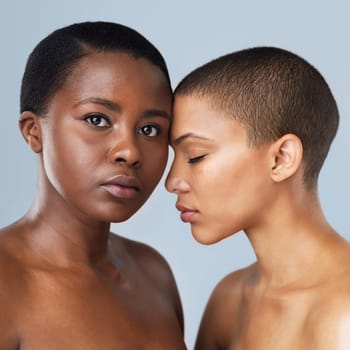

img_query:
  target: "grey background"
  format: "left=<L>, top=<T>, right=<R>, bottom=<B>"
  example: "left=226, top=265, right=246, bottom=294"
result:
left=1, top=1, right=349, bottom=348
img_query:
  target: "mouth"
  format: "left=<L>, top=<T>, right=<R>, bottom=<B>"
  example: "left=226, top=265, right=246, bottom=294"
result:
left=176, top=203, right=198, bottom=223
left=102, top=175, right=141, bottom=200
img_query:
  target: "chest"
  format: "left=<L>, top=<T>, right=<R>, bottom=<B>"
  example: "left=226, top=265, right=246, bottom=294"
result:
left=228, top=293, right=314, bottom=350
left=17, top=271, right=185, bottom=350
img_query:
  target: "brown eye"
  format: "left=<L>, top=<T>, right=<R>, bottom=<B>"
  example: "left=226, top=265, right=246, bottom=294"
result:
left=85, top=114, right=110, bottom=127
left=138, top=125, right=160, bottom=137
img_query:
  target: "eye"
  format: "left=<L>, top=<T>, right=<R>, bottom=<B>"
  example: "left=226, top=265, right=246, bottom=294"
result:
left=84, top=113, right=110, bottom=128
left=188, top=155, right=207, bottom=164
left=138, top=125, right=160, bottom=137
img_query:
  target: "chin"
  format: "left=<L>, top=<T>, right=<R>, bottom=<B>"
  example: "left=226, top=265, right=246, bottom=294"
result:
left=191, top=225, right=236, bottom=245
left=191, top=229, right=222, bottom=245
left=109, top=210, right=139, bottom=223
left=93, top=210, right=136, bottom=224
left=100, top=201, right=146, bottom=223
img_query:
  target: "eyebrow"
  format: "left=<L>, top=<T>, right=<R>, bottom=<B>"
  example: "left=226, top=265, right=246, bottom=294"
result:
left=74, top=97, right=121, bottom=111
left=142, top=109, right=171, bottom=121
left=74, top=97, right=170, bottom=120
left=172, top=133, right=213, bottom=146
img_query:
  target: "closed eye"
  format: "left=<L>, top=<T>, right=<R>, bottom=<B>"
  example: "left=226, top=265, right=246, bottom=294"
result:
left=188, top=155, right=207, bottom=164
left=84, top=113, right=110, bottom=128
left=137, top=124, right=161, bottom=137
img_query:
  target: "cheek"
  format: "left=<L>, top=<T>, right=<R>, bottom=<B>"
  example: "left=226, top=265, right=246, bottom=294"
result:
left=194, top=154, right=258, bottom=214
left=43, top=132, right=101, bottom=192
left=193, top=154, right=238, bottom=201
left=142, top=144, right=168, bottom=183
left=190, top=151, right=271, bottom=243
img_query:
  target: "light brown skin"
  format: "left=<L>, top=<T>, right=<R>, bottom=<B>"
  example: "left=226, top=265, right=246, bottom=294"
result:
left=166, top=95, right=350, bottom=350
left=0, top=52, right=186, bottom=349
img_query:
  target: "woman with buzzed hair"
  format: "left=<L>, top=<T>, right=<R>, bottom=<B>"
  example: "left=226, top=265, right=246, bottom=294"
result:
left=166, top=46, right=348, bottom=350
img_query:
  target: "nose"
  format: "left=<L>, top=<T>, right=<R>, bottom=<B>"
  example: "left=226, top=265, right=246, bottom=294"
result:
left=108, top=132, right=142, bottom=168
left=165, top=162, right=190, bottom=193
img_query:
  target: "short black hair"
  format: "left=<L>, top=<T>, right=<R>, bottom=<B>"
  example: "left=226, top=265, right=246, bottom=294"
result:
left=20, top=21, right=171, bottom=115
left=175, top=47, right=339, bottom=189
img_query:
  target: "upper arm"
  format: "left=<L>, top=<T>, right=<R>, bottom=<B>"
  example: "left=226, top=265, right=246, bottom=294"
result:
left=194, top=289, right=223, bottom=350
left=0, top=257, right=22, bottom=349
left=195, top=271, right=245, bottom=350
left=312, top=303, right=350, bottom=350
left=147, top=249, right=185, bottom=334
left=122, top=237, right=185, bottom=333
left=336, top=314, right=350, bottom=350
left=305, top=283, right=350, bottom=350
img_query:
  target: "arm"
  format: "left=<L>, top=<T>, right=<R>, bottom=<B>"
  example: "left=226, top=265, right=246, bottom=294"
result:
left=313, top=307, right=350, bottom=350
left=337, top=314, right=350, bottom=350
left=0, top=256, right=22, bottom=349
left=122, top=236, right=185, bottom=333
left=145, top=249, right=185, bottom=334
left=194, top=291, right=223, bottom=350
left=195, top=267, right=250, bottom=350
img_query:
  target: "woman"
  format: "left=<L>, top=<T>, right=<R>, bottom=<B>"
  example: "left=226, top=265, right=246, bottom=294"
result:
left=0, top=21, right=186, bottom=349
left=166, top=47, right=350, bottom=350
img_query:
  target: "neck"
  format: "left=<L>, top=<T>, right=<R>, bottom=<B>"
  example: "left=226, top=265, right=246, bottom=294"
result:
left=245, top=190, right=342, bottom=292
left=19, top=184, right=112, bottom=268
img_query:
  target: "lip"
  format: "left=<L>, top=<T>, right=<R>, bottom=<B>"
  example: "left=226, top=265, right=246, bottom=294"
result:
left=176, top=203, right=198, bottom=223
left=102, top=175, right=141, bottom=199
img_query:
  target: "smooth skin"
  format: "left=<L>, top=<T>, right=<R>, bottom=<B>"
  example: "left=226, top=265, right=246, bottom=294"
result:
left=166, top=94, right=350, bottom=350
left=0, top=52, right=186, bottom=349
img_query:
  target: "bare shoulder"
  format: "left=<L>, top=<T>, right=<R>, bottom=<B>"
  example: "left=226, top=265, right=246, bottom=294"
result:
left=306, top=254, right=350, bottom=349
left=195, top=263, right=257, bottom=350
left=109, top=233, right=184, bottom=330
left=0, top=226, right=26, bottom=281
left=109, top=233, right=177, bottom=287
left=309, top=293, right=350, bottom=349
left=0, top=227, right=27, bottom=348
left=206, top=263, right=256, bottom=316
left=0, top=225, right=28, bottom=296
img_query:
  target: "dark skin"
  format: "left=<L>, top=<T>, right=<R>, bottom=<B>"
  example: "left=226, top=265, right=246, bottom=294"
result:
left=0, top=52, right=186, bottom=349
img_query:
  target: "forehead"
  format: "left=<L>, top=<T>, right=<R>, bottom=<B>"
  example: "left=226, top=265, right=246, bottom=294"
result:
left=55, top=51, right=172, bottom=107
left=171, top=94, right=248, bottom=145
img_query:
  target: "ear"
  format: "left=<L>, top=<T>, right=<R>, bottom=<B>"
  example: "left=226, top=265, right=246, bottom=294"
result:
left=19, top=111, right=43, bottom=153
left=270, top=134, right=303, bottom=183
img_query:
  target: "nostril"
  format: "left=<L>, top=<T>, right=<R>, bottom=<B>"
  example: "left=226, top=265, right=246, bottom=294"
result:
left=108, top=138, right=141, bottom=167
left=131, top=159, right=141, bottom=168
left=115, top=157, right=141, bottom=168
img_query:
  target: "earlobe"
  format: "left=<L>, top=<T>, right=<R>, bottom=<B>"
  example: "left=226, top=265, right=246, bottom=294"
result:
left=270, top=134, right=303, bottom=183
left=19, top=111, right=43, bottom=153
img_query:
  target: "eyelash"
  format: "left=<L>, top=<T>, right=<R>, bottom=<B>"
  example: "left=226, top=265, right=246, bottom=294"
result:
left=84, top=113, right=110, bottom=128
left=84, top=115, right=161, bottom=137
left=137, top=124, right=161, bottom=137
left=188, top=155, right=207, bottom=164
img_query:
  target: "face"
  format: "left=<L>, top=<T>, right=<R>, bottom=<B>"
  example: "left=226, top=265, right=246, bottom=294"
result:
left=166, top=95, right=274, bottom=244
left=37, top=52, right=171, bottom=223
